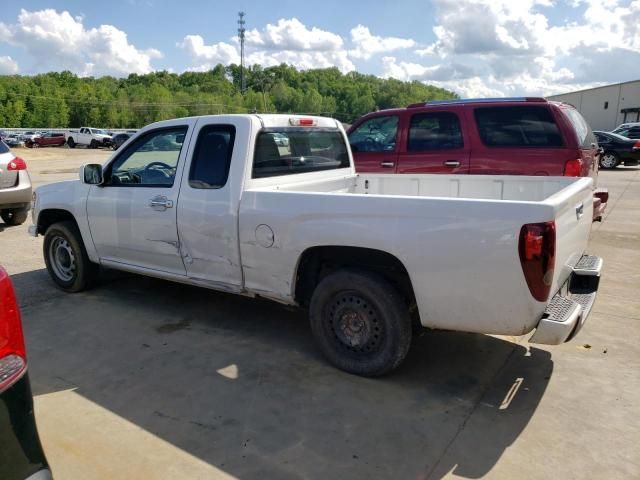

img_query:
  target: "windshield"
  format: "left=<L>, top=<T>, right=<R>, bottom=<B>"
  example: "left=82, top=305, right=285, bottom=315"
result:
left=252, top=128, right=350, bottom=178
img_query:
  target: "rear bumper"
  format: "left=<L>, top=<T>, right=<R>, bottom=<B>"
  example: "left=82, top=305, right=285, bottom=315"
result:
left=0, top=171, right=32, bottom=209
left=530, top=254, right=602, bottom=345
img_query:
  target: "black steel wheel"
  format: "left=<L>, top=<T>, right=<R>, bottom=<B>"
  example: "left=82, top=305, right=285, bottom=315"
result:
left=309, top=269, right=412, bottom=376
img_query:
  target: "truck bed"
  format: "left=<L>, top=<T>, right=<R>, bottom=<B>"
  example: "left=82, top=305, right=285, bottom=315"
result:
left=240, top=172, right=594, bottom=336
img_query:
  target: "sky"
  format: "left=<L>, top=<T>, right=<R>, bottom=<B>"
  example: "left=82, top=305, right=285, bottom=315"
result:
left=0, top=0, right=639, bottom=97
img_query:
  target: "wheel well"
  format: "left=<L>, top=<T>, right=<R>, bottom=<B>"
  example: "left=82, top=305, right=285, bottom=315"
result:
left=37, top=209, right=77, bottom=235
left=294, top=246, right=417, bottom=310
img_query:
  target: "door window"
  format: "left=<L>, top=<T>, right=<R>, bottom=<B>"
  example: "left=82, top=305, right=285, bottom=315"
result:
left=106, top=127, right=187, bottom=187
left=349, top=116, right=398, bottom=152
left=189, top=125, right=235, bottom=189
left=408, top=112, right=463, bottom=151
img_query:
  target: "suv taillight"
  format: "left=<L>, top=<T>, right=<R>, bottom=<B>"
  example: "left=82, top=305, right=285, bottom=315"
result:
left=519, top=221, right=556, bottom=302
left=0, top=267, right=27, bottom=393
left=564, top=158, right=582, bottom=176
left=7, top=157, right=27, bottom=171
left=633, top=141, right=640, bottom=150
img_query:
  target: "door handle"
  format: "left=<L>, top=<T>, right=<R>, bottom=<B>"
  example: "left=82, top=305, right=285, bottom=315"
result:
left=444, top=160, right=461, bottom=167
left=149, top=196, right=174, bottom=210
left=380, top=161, right=395, bottom=168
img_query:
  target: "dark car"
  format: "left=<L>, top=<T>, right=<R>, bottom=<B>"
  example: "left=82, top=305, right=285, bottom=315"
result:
left=111, top=133, right=131, bottom=150
left=0, top=267, right=51, bottom=480
left=612, top=123, right=640, bottom=139
left=594, top=131, right=640, bottom=169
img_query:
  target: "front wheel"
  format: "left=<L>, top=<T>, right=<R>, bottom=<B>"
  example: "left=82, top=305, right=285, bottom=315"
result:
left=599, top=152, right=619, bottom=169
left=309, top=269, right=412, bottom=376
left=43, top=221, right=99, bottom=292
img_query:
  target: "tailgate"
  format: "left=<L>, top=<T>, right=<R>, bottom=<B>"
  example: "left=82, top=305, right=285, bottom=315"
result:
left=547, top=177, right=594, bottom=296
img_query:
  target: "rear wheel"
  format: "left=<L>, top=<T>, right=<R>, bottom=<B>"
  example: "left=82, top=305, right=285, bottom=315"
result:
left=1, top=208, right=28, bottom=226
left=309, top=269, right=412, bottom=376
left=43, top=221, right=99, bottom=292
left=67, top=137, right=76, bottom=148
left=600, top=152, right=619, bottom=169
left=89, top=140, right=98, bottom=149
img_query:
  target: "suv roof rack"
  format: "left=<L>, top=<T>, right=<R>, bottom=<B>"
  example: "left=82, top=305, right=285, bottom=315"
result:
left=407, top=97, right=547, bottom=108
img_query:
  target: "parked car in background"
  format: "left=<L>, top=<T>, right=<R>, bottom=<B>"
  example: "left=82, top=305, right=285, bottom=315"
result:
left=348, top=97, right=607, bottom=220
left=0, top=141, right=31, bottom=226
left=25, top=132, right=66, bottom=148
left=612, top=123, right=640, bottom=139
left=17, top=132, right=39, bottom=143
left=0, top=131, right=7, bottom=140
left=30, top=114, right=601, bottom=376
left=3, top=135, right=24, bottom=148
left=594, top=131, right=640, bottom=168
left=65, top=127, right=112, bottom=149
left=0, top=266, right=52, bottom=480
left=111, top=132, right=131, bottom=150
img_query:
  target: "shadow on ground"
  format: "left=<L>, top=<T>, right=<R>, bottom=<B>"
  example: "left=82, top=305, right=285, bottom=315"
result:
left=14, top=268, right=553, bottom=480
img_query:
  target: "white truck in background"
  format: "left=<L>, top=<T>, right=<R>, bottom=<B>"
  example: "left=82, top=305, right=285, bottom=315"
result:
left=65, top=127, right=112, bottom=149
left=29, top=114, right=602, bottom=376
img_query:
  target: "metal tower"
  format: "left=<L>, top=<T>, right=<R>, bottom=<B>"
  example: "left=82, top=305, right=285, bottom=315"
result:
left=238, top=12, right=246, bottom=94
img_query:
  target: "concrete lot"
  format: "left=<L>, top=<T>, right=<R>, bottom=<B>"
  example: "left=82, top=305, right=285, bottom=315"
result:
left=1, top=147, right=639, bottom=479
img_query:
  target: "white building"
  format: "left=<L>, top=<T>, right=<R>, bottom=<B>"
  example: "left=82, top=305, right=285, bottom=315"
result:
left=547, top=80, right=640, bottom=131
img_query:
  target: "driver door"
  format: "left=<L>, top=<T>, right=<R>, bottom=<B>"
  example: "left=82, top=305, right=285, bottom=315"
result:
left=348, top=115, right=400, bottom=173
left=86, top=123, right=194, bottom=276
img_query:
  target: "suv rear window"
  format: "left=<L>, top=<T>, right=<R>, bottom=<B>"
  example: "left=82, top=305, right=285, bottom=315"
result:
left=562, top=107, right=596, bottom=148
left=253, top=128, right=349, bottom=178
left=0, top=141, right=9, bottom=154
left=474, top=106, right=563, bottom=147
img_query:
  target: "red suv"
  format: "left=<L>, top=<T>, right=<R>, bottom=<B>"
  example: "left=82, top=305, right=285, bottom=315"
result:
left=347, top=97, right=607, bottom=219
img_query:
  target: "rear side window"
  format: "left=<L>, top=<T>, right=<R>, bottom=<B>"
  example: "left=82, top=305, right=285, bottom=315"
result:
left=189, top=125, right=235, bottom=189
left=348, top=116, right=398, bottom=152
left=253, top=128, right=349, bottom=178
left=562, top=107, right=596, bottom=148
left=474, top=106, right=563, bottom=147
left=408, top=112, right=463, bottom=151
left=0, top=141, right=9, bottom=154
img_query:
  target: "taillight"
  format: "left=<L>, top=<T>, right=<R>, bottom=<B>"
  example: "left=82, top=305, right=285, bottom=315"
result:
left=633, top=140, right=640, bottom=150
left=519, top=221, right=556, bottom=302
left=289, top=117, right=316, bottom=126
left=564, top=158, right=582, bottom=176
left=0, top=267, right=27, bottom=393
left=7, top=157, right=27, bottom=171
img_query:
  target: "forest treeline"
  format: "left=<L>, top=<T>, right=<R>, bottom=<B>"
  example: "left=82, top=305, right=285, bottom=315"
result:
left=0, top=64, right=457, bottom=128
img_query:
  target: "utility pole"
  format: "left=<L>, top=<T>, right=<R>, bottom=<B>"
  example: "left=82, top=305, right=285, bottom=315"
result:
left=237, top=12, right=246, bottom=94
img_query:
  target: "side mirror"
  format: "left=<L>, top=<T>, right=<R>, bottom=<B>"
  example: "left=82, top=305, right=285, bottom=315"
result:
left=81, top=164, right=104, bottom=185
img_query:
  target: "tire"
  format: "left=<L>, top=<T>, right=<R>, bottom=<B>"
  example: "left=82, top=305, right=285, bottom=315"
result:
left=309, top=269, right=412, bottom=376
left=599, top=151, right=619, bottom=169
left=43, top=221, right=99, bottom=292
left=67, top=137, right=76, bottom=148
left=1, top=208, right=28, bottom=226
left=89, top=140, right=98, bottom=149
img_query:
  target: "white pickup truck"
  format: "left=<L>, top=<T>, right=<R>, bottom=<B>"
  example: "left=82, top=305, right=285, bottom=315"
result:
left=65, top=127, right=112, bottom=149
left=29, top=114, right=602, bottom=376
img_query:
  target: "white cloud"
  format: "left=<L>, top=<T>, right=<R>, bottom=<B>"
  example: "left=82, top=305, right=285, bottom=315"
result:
left=180, top=17, right=357, bottom=73
left=0, top=55, right=18, bottom=74
left=245, top=18, right=344, bottom=51
left=0, top=9, right=161, bottom=76
left=387, top=0, right=640, bottom=97
left=349, top=25, right=415, bottom=60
